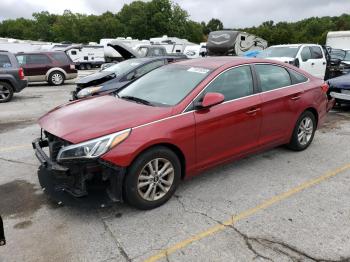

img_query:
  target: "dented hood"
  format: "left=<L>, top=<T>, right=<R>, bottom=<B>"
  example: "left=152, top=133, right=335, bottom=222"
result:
left=39, top=95, right=173, bottom=144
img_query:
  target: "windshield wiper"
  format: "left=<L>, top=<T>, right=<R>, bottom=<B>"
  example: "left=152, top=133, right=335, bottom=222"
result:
left=120, top=95, right=154, bottom=106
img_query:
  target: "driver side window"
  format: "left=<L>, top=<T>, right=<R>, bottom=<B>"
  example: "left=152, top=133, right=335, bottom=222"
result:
left=204, top=66, right=254, bottom=102
left=301, top=47, right=312, bottom=61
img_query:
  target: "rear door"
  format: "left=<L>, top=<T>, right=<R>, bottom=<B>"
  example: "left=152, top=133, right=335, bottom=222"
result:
left=16, top=54, right=51, bottom=81
left=194, top=65, right=262, bottom=169
left=255, top=64, right=305, bottom=147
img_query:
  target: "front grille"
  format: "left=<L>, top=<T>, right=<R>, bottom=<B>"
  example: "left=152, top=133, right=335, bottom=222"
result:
left=44, top=131, right=71, bottom=161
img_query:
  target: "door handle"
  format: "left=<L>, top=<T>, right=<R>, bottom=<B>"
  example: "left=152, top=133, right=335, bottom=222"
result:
left=323, top=62, right=326, bottom=65
left=291, top=96, right=301, bottom=101
left=246, top=108, right=261, bottom=115
left=311, top=63, right=315, bottom=66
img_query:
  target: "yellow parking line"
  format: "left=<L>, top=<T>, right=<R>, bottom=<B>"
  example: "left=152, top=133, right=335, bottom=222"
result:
left=0, top=145, right=30, bottom=152
left=144, top=163, right=350, bottom=262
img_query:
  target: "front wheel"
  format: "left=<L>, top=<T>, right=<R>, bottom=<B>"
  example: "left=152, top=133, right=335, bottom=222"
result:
left=287, top=111, right=316, bottom=151
left=124, top=147, right=181, bottom=210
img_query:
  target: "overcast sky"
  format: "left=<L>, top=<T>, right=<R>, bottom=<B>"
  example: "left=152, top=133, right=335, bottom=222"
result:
left=1, top=0, right=349, bottom=28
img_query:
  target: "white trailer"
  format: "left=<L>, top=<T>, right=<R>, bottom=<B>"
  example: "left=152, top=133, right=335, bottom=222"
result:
left=326, top=31, right=350, bottom=50
left=207, top=30, right=267, bottom=56
left=64, top=45, right=105, bottom=70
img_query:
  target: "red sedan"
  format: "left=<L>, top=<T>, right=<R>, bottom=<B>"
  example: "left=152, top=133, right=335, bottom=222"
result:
left=33, top=57, right=334, bottom=209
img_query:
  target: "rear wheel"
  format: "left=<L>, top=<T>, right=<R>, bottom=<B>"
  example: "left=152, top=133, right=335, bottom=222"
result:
left=0, top=82, right=14, bottom=103
left=287, top=111, right=316, bottom=151
left=85, top=64, right=92, bottom=70
left=79, top=64, right=86, bottom=70
left=124, top=147, right=181, bottom=210
left=48, top=71, right=65, bottom=86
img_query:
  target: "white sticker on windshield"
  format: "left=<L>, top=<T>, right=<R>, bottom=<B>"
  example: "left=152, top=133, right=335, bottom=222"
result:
left=187, top=67, right=210, bottom=74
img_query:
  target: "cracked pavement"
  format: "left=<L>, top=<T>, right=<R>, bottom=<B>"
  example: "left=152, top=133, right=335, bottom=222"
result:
left=1, top=70, right=350, bottom=262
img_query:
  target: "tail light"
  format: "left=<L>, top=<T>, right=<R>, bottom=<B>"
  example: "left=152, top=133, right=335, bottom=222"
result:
left=321, top=83, right=329, bottom=93
left=18, top=67, right=25, bottom=80
left=70, top=64, right=76, bottom=70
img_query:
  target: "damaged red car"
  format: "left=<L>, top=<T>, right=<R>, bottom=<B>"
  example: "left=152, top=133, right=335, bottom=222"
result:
left=32, top=57, right=334, bottom=210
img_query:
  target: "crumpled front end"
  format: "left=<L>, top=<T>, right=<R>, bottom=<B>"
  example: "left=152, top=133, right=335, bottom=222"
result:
left=32, top=130, right=126, bottom=206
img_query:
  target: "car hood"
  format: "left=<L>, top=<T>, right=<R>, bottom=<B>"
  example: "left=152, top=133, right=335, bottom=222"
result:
left=328, top=73, right=350, bottom=90
left=107, top=41, right=140, bottom=59
left=76, top=71, right=117, bottom=86
left=266, top=57, right=295, bottom=63
left=39, top=95, right=173, bottom=144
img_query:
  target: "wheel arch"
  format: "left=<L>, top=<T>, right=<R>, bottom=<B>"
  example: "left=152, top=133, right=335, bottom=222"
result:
left=45, top=68, right=67, bottom=81
left=130, top=142, right=187, bottom=180
left=303, top=107, right=319, bottom=127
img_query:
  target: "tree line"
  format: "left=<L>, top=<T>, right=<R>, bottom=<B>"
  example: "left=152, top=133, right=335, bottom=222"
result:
left=0, top=0, right=349, bottom=46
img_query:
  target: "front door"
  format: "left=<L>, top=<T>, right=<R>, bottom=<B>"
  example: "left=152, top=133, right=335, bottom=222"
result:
left=194, top=65, right=262, bottom=170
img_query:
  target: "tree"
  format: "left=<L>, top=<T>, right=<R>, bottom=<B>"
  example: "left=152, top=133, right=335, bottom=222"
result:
left=203, top=18, right=224, bottom=35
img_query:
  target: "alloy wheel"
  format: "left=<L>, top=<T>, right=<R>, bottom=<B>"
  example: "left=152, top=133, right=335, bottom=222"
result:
left=297, top=116, right=314, bottom=146
left=52, top=73, right=63, bottom=85
left=0, top=84, right=10, bottom=101
left=137, top=158, right=175, bottom=201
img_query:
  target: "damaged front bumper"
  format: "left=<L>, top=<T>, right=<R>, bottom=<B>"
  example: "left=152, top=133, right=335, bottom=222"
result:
left=32, top=137, right=126, bottom=206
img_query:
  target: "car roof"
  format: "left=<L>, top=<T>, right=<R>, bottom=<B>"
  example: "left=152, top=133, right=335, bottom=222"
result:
left=15, top=51, right=65, bottom=55
left=269, top=44, right=320, bottom=48
left=175, top=56, right=283, bottom=70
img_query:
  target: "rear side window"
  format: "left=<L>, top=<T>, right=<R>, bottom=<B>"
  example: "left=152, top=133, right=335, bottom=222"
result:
left=27, top=54, right=51, bottom=64
left=310, top=46, right=323, bottom=59
left=300, top=47, right=312, bottom=61
left=51, top=53, right=71, bottom=63
left=16, top=55, right=26, bottom=65
left=289, top=70, right=308, bottom=84
left=255, top=64, right=291, bottom=91
left=0, top=55, right=12, bottom=68
left=204, top=66, right=254, bottom=101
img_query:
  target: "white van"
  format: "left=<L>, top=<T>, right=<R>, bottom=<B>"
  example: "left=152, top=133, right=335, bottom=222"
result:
left=257, top=44, right=327, bottom=79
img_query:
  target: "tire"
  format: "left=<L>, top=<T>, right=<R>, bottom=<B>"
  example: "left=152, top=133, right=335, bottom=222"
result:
left=48, top=71, right=65, bottom=86
left=85, top=64, right=92, bottom=70
left=0, top=82, right=14, bottom=103
left=287, top=111, right=317, bottom=151
left=79, top=64, right=86, bottom=70
left=124, top=146, right=181, bottom=210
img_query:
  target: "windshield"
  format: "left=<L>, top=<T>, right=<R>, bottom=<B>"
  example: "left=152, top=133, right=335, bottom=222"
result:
left=330, top=49, right=346, bottom=60
left=257, top=46, right=299, bottom=59
left=103, top=59, right=142, bottom=75
left=118, top=64, right=212, bottom=106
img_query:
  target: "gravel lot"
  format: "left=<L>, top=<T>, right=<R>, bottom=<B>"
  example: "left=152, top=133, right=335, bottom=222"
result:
left=0, top=70, right=350, bottom=262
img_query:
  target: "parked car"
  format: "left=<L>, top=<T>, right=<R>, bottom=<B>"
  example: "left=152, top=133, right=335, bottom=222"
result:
left=107, top=41, right=187, bottom=60
left=15, top=51, right=78, bottom=86
left=0, top=50, right=27, bottom=103
left=32, top=57, right=334, bottom=210
left=257, top=44, right=327, bottom=79
left=328, top=73, right=350, bottom=105
left=326, top=48, right=350, bottom=78
left=73, top=56, right=185, bottom=100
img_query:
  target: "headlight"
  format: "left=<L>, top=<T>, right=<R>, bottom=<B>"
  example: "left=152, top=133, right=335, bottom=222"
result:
left=77, top=86, right=103, bottom=99
left=57, top=129, right=131, bottom=161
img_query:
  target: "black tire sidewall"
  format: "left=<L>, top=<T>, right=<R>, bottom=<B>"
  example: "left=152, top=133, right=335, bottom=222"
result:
left=0, top=82, right=14, bottom=103
left=124, top=146, right=181, bottom=210
left=288, top=111, right=316, bottom=151
left=49, top=71, right=65, bottom=86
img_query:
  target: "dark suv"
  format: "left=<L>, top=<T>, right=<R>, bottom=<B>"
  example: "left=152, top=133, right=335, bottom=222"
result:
left=0, top=50, right=27, bottom=103
left=16, top=51, right=78, bottom=86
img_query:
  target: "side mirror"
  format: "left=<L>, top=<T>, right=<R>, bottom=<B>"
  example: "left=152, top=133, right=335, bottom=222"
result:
left=197, top=92, right=225, bottom=109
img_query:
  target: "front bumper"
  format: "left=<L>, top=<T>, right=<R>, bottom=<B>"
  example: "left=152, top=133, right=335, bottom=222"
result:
left=330, top=91, right=350, bottom=103
left=32, top=137, right=126, bottom=206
